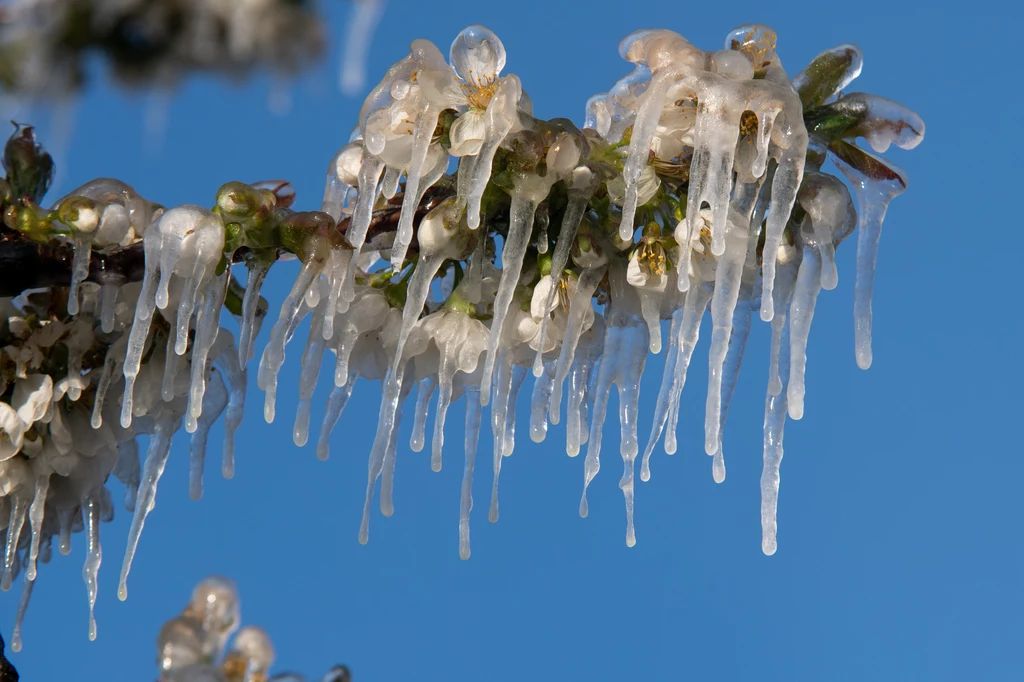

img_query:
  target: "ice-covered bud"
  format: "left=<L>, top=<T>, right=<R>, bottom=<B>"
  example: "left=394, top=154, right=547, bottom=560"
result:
left=450, top=25, right=506, bottom=89
left=94, top=203, right=132, bottom=246
left=546, top=132, right=581, bottom=175
left=726, top=24, right=777, bottom=76
left=0, top=402, right=26, bottom=461
left=57, top=196, right=100, bottom=234
left=415, top=197, right=471, bottom=258
left=571, top=223, right=607, bottom=269
left=449, top=111, right=487, bottom=157
left=797, top=172, right=857, bottom=248
left=157, top=615, right=205, bottom=672
left=333, top=143, right=364, bottom=187
left=216, top=182, right=264, bottom=219
left=277, top=211, right=337, bottom=263
left=228, top=626, right=275, bottom=682
left=711, top=49, right=754, bottom=80
left=607, top=165, right=660, bottom=208
left=186, top=576, right=241, bottom=654
left=585, top=93, right=612, bottom=137
left=12, top=373, right=52, bottom=426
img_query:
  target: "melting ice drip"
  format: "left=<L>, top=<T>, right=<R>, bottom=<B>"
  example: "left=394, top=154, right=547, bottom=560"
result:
left=0, top=24, right=923, bottom=647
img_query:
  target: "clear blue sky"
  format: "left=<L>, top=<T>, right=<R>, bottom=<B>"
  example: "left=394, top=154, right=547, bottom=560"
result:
left=4, top=1, right=1021, bottom=680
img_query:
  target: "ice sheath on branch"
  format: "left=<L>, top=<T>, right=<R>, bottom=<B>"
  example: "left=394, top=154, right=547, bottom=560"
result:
left=0, top=20, right=923, bottom=654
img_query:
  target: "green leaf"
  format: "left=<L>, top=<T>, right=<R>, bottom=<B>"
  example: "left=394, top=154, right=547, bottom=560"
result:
left=793, top=44, right=863, bottom=110
left=827, top=140, right=907, bottom=189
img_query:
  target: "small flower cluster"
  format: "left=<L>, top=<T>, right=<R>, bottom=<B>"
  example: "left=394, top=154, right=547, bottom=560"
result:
left=0, top=23, right=923, bottom=649
left=155, top=576, right=352, bottom=682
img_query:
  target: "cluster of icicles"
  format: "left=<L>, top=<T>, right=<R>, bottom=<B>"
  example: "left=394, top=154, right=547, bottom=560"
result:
left=154, top=576, right=351, bottom=682
left=0, top=23, right=923, bottom=650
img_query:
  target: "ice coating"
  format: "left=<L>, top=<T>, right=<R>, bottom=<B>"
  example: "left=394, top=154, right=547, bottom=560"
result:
left=0, top=22, right=927, bottom=640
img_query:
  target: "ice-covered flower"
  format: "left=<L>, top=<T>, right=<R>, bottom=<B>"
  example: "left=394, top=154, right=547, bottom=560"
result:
left=626, top=226, right=671, bottom=292
left=0, top=402, right=26, bottom=461
left=607, top=165, right=660, bottom=208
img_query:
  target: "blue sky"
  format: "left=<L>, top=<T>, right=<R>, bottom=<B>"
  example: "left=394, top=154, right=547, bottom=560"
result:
left=4, top=1, right=1021, bottom=680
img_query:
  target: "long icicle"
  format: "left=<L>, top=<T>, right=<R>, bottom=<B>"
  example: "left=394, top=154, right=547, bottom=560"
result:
left=460, top=388, right=482, bottom=560
left=81, top=493, right=102, bottom=641
left=787, top=247, right=822, bottom=421
left=479, top=179, right=544, bottom=405
left=118, top=414, right=180, bottom=601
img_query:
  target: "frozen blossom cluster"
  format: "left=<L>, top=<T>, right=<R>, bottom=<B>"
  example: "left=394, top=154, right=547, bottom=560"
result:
left=0, top=23, right=923, bottom=649
left=0, top=0, right=325, bottom=95
left=152, top=576, right=351, bottom=682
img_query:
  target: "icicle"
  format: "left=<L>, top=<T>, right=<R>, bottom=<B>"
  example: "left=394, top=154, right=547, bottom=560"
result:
left=67, top=237, right=92, bottom=317
left=480, top=176, right=549, bottom=405
left=294, top=295, right=330, bottom=447
left=761, top=318, right=791, bottom=555
left=460, top=389, right=482, bottom=560
left=322, top=249, right=350, bottom=341
left=118, top=414, right=180, bottom=601
left=767, top=256, right=801, bottom=396
left=361, top=247, right=449, bottom=507
left=114, top=440, right=140, bottom=513
left=391, top=106, right=443, bottom=270
left=161, top=330, right=181, bottom=403
left=239, top=260, right=271, bottom=365
left=682, top=101, right=743, bottom=259
left=340, top=153, right=385, bottom=303
left=120, top=262, right=158, bottom=428
left=99, top=282, right=118, bottom=333
left=565, top=340, right=596, bottom=458
left=531, top=169, right=594, bottom=376
left=431, top=355, right=456, bottom=472
left=174, top=245, right=214, bottom=356
left=704, top=213, right=751, bottom=455
left=189, top=370, right=228, bottom=501
left=56, top=506, right=72, bottom=555
left=619, top=74, right=673, bottom=241
left=11, top=571, right=32, bottom=652
left=709, top=270, right=758, bottom=484
left=549, top=267, right=605, bottom=425
left=379, top=385, right=408, bottom=519
left=580, top=277, right=648, bottom=545
left=2, top=494, right=28, bottom=591
left=91, top=343, right=119, bottom=429
left=462, top=76, right=522, bottom=230
left=787, top=248, right=822, bottom=421
left=25, top=472, right=49, bottom=581
left=380, top=166, right=402, bottom=200
left=530, top=362, right=555, bottom=443
left=489, top=352, right=525, bottom=523
left=759, top=121, right=808, bottom=321
left=833, top=159, right=907, bottom=370
left=258, top=259, right=320, bottom=424
left=317, top=379, right=355, bottom=462
left=410, top=377, right=435, bottom=452
left=81, top=494, right=102, bottom=641
left=640, top=280, right=712, bottom=478
left=359, top=372, right=408, bottom=544
left=187, top=275, right=228, bottom=433
left=214, top=337, right=247, bottom=480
